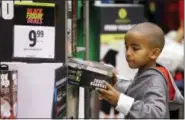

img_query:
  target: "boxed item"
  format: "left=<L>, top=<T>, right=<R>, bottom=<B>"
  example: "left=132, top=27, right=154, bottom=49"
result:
left=67, top=58, right=114, bottom=89
left=52, top=65, right=67, bottom=119
left=0, top=64, right=18, bottom=119
left=67, top=58, right=83, bottom=86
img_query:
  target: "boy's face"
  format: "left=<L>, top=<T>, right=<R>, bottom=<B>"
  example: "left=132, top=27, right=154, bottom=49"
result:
left=124, top=31, right=154, bottom=69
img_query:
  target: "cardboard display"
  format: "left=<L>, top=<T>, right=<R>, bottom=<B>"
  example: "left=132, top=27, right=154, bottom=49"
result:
left=1, top=62, right=66, bottom=118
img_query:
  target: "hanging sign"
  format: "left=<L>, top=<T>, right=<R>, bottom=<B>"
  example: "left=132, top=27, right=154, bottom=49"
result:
left=13, top=2, right=55, bottom=59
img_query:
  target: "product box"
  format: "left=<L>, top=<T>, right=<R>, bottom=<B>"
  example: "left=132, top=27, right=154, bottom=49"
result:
left=0, top=65, right=18, bottom=119
left=52, top=65, right=67, bottom=119
left=67, top=58, right=114, bottom=89
left=67, top=58, right=83, bottom=86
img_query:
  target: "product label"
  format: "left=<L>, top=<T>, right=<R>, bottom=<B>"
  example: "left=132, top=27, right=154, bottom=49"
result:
left=0, top=71, right=17, bottom=119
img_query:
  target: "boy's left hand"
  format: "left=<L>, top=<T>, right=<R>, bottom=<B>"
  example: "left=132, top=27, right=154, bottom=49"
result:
left=97, top=81, right=120, bottom=105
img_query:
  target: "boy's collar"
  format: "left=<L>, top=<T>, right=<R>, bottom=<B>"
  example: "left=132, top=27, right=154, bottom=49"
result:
left=137, top=63, right=164, bottom=75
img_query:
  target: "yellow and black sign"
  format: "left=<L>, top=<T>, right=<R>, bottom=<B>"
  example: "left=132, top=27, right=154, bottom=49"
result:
left=100, top=33, right=125, bottom=44
left=14, top=1, right=55, bottom=26
left=115, top=8, right=130, bottom=24
left=118, top=8, right=127, bottom=19
left=100, top=5, right=144, bottom=34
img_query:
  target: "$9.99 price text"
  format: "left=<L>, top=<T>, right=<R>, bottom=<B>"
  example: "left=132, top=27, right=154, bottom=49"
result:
left=29, top=30, right=44, bottom=47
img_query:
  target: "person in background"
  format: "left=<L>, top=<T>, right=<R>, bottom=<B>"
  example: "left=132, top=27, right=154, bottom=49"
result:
left=100, top=49, right=119, bottom=119
left=175, top=0, right=184, bottom=43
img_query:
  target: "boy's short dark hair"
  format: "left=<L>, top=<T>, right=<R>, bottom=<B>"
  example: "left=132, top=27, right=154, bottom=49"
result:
left=128, top=22, right=165, bottom=51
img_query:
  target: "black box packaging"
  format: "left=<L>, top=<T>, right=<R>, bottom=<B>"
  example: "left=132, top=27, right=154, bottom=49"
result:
left=80, top=61, right=113, bottom=89
left=67, top=58, right=83, bottom=86
left=67, top=58, right=114, bottom=89
left=52, top=65, right=67, bottom=118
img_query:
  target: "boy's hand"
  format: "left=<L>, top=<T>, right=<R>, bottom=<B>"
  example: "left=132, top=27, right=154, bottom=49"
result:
left=100, top=61, right=118, bottom=86
left=111, top=72, right=117, bottom=86
left=97, top=81, right=120, bottom=105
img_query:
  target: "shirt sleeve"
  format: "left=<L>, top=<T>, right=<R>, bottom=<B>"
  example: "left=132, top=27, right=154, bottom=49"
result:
left=114, top=75, right=132, bottom=93
left=115, top=76, right=169, bottom=118
left=115, top=93, right=135, bottom=115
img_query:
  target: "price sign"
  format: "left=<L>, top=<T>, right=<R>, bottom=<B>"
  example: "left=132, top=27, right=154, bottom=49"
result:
left=13, top=2, right=55, bottom=59
left=14, top=26, right=55, bottom=58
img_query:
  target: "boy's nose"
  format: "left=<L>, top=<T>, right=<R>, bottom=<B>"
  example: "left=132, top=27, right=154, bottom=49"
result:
left=126, top=48, right=132, bottom=57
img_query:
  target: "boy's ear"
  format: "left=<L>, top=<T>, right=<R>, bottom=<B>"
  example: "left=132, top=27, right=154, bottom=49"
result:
left=150, top=48, right=161, bottom=60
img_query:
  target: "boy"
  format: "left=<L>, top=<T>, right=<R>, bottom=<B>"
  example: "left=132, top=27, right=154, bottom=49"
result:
left=97, top=22, right=184, bottom=118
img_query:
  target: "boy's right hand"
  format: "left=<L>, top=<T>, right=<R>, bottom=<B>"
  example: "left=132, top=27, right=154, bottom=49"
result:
left=99, top=72, right=117, bottom=100
left=97, top=81, right=120, bottom=105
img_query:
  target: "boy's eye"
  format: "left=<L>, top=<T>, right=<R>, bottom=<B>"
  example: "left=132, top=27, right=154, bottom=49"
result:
left=132, top=47, right=141, bottom=51
left=125, top=46, right=128, bottom=50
